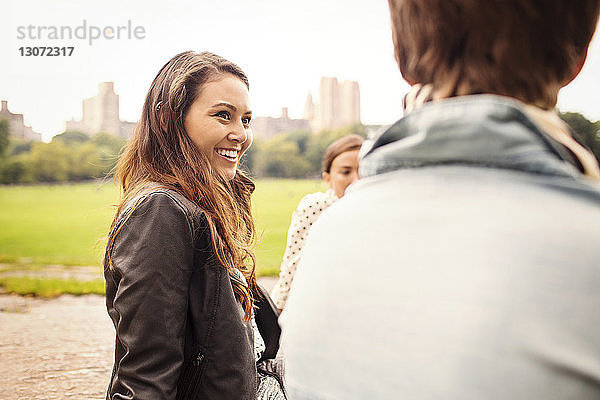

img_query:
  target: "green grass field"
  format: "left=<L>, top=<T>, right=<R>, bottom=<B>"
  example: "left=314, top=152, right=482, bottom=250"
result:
left=0, top=179, right=326, bottom=277
left=0, top=276, right=105, bottom=298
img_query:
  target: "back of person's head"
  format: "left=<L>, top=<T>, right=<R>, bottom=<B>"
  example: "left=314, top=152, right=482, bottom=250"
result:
left=322, top=134, right=364, bottom=173
left=388, top=0, right=600, bottom=108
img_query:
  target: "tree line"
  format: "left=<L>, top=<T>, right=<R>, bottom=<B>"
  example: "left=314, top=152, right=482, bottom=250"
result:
left=243, top=123, right=367, bottom=178
left=559, top=112, right=600, bottom=161
left=0, top=128, right=124, bottom=184
left=0, top=113, right=598, bottom=184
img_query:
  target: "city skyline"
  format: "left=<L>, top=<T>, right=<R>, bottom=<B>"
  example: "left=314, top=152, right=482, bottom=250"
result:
left=54, top=76, right=361, bottom=140
left=2, top=0, right=599, bottom=141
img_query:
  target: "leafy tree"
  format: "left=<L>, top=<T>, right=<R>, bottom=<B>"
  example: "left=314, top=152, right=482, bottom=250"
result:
left=29, top=142, right=71, bottom=182
left=69, top=142, right=106, bottom=180
left=304, top=124, right=367, bottom=174
left=52, top=131, right=90, bottom=146
left=239, top=141, right=257, bottom=174
left=304, top=130, right=350, bottom=175
left=0, top=155, right=34, bottom=184
left=248, top=123, right=367, bottom=178
left=6, top=138, right=32, bottom=157
left=49, top=131, right=104, bottom=180
left=285, top=130, right=312, bottom=154
left=335, top=123, right=367, bottom=138
left=92, top=132, right=126, bottom=152
left=253, top=137, right=311, bottom=178
left=0, top=118, right=9, bottom=158
left=93, top=133, right=127, bottom=172
left=560, top=112, right=600, bottom=162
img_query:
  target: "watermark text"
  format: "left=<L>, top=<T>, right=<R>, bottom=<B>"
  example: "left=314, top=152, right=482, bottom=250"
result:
left=16, top=20, right=146, bottom=46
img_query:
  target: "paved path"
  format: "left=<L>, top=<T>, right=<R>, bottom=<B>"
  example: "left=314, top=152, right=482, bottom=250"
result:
left=0, top=277, right=278, bottom=399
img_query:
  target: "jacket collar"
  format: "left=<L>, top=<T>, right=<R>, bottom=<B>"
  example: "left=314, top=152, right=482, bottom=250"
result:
left=359, top=95, right=583, bottom=179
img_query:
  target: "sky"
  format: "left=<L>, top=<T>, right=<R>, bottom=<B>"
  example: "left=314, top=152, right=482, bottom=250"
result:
left=1, top=0, right=599, bottom=142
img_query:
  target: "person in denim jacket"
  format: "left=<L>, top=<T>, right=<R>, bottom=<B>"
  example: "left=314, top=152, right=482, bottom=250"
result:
left=280, top=1, right=600, bottom=399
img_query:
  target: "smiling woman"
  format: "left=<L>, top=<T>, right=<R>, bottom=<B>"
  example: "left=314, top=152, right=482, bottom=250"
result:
left=103, top=51, right=284, bottom=399
left=183, top=75, right=253, bottom=181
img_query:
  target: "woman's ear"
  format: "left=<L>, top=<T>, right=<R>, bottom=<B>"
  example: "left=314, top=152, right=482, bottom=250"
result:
left=322, top=171, right=330, bottom=186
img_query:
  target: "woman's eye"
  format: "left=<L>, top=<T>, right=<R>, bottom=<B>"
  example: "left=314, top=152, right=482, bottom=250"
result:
left=242, top=116, right=252, bottom=126
left=214, top=111, right=231, bottom=120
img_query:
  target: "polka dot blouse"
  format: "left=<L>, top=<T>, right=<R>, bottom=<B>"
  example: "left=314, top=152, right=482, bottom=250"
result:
left=270, top=189, right=338, bottom=310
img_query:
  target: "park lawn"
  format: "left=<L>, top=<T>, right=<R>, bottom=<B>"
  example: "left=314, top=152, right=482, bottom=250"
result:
left=0, top=181, right=116, bottom=266
left=0, top=276, right=105, bottom=298
left=0, top=179, right=326, bottom=276
left=252, top=179, right=325, bottom=275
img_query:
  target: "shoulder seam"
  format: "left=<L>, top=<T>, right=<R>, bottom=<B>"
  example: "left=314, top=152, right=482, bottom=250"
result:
left=107, top=190, right=199, bottom=265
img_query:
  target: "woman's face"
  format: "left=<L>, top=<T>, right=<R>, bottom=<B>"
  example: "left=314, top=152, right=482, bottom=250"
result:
left=184, top=74, right=253, bottom=181
left=323, top=149, right=360, bottom=198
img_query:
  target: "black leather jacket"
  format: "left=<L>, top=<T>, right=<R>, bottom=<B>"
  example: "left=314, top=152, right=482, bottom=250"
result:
left=104, top=187, right=276, bottom=400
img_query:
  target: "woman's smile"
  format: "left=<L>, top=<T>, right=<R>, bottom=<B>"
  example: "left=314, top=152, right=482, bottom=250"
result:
left=184, top=74, right=253, bottom=180
left=215, top=147, right=241, bottom=162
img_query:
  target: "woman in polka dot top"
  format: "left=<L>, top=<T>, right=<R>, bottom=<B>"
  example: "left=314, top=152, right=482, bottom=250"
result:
left=270, top=134, right=364, bottom=311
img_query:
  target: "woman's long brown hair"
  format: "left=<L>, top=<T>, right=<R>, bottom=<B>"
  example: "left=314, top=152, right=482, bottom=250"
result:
left=106, top=51, right=257, bottom=320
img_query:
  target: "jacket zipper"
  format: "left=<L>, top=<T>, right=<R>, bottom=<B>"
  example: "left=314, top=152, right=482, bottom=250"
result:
left=192, top=352, right=204, bottom=367
left=180, top=351, right=205, bottom=400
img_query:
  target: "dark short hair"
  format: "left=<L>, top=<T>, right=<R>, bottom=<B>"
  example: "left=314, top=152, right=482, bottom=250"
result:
left=388, top=0, right=600, bottom=108
left=322, top=134, right=364, bottom=173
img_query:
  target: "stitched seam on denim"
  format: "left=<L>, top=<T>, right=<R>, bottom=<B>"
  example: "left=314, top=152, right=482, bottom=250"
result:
left=373, top=159, right=569, bottom=176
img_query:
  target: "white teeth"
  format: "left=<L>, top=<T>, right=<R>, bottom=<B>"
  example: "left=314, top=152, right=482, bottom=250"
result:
left=216, top=149, right=239, bottom=159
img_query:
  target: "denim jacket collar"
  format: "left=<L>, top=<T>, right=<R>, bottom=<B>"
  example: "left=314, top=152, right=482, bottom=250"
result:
left=359, top=95, right=582, bottom=179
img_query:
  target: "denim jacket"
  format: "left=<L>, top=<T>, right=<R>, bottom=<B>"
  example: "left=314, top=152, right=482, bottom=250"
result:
left=281, top=95, right=600, bottom=399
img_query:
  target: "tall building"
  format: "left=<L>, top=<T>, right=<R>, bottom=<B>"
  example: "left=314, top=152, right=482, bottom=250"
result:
left=340, top=80, right=361, bottom=127
left=318, top=77, right=341, bottom=131
left=306, top=77, right=361, bottom=132
left=66, top=82, right=135, bottom=138
left=252, top=107, right=311, bottom=140
left=303, top=93, right=315, bottom=121
left=0, top=100, right=42, bottom=141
